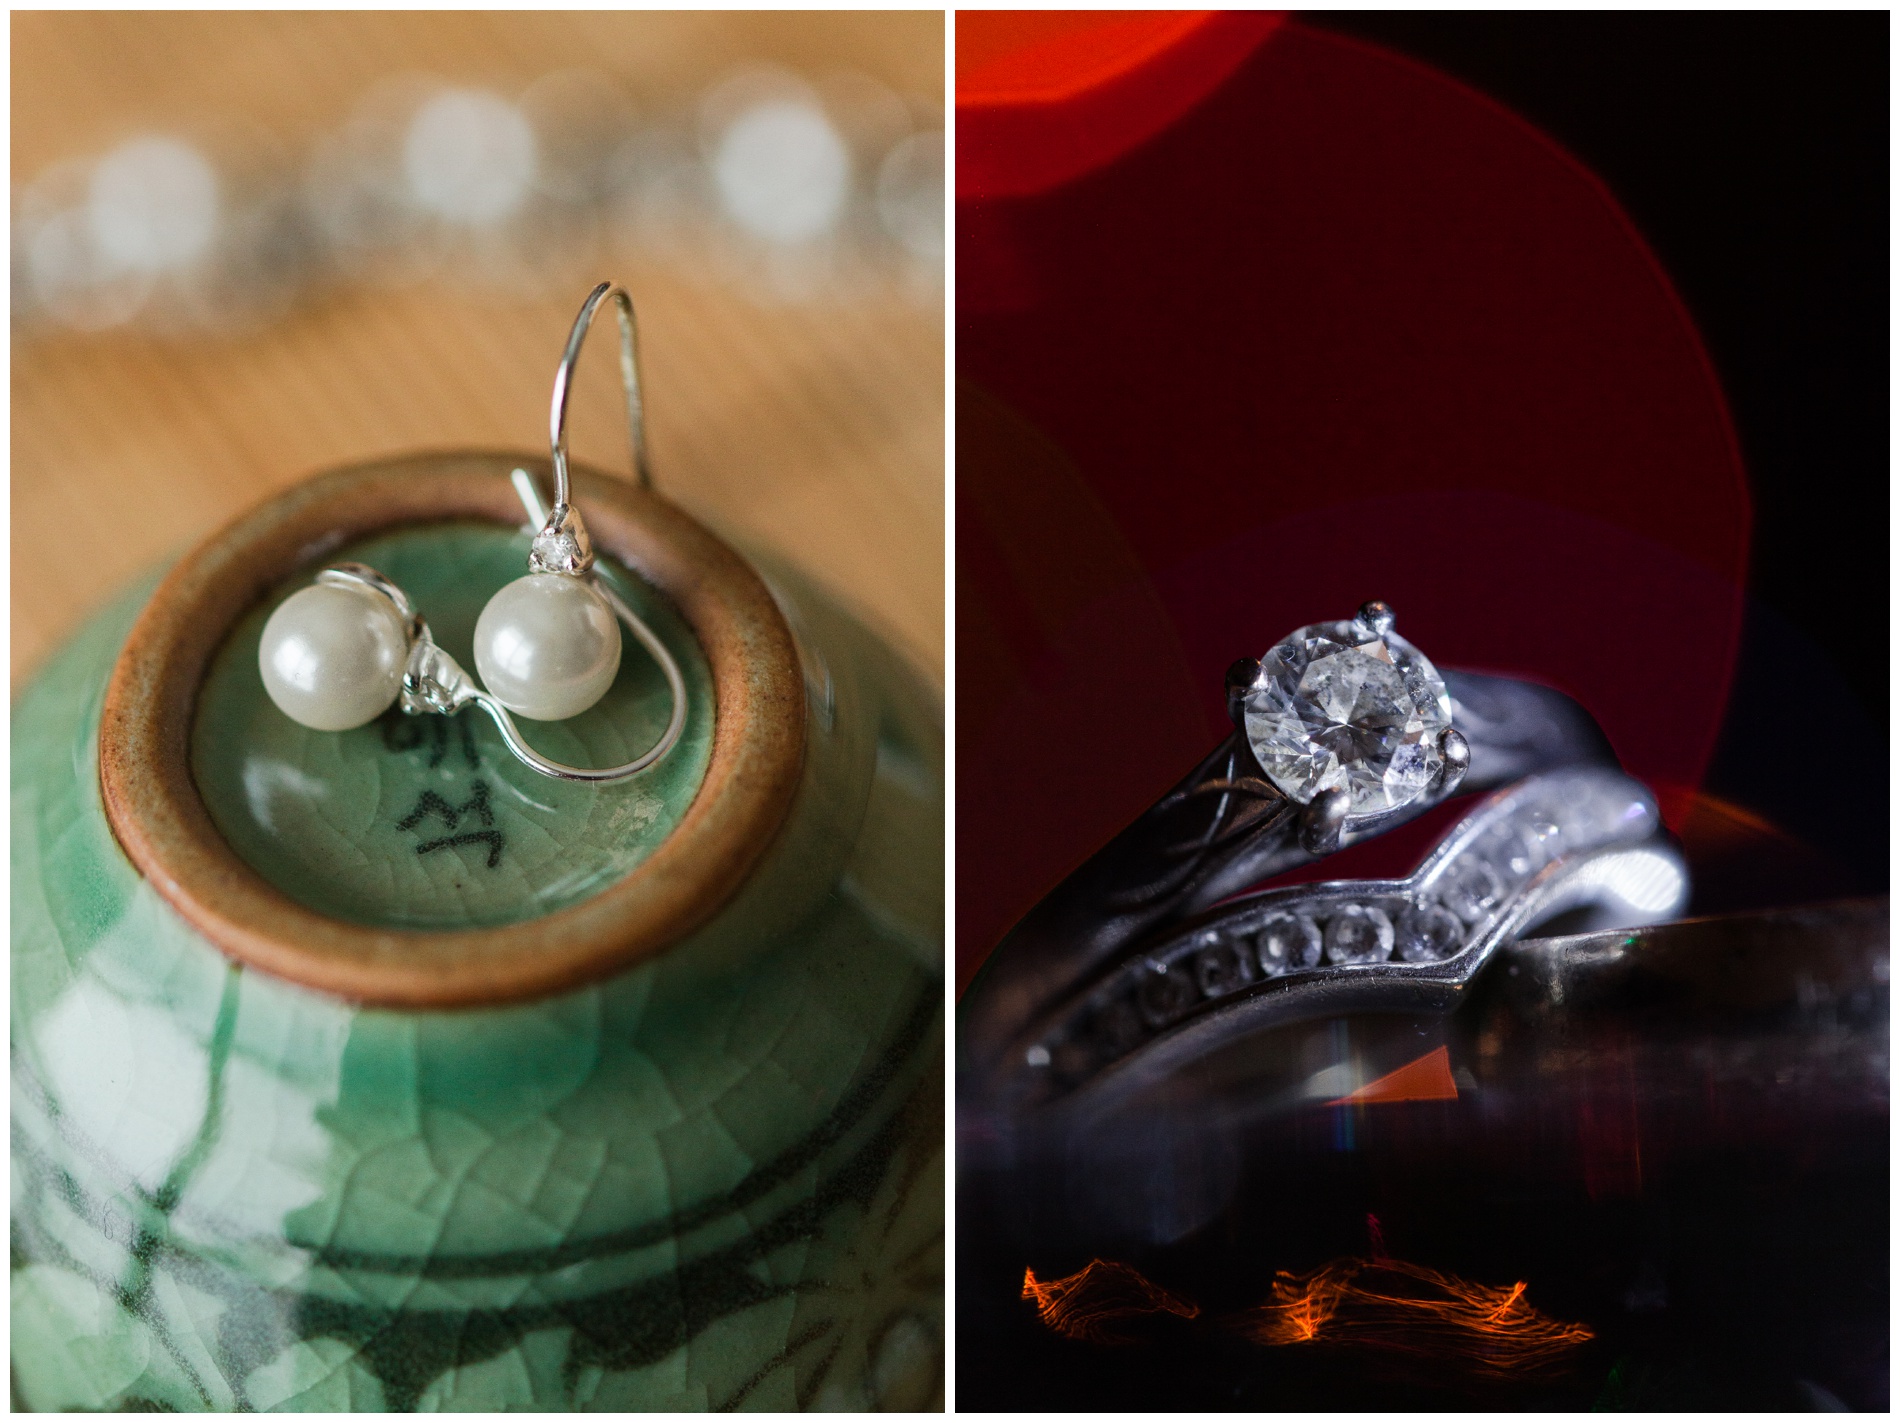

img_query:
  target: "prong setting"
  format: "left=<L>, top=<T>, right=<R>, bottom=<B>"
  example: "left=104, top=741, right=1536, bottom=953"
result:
left=400, top=627, right=478, bottom=717
left=1356, top=599, right=1396, bottom=637
left=1225, top=657, right=1261, bottom=727
left=1437, top=726, right=1471, bottom=797
left=1299, top=786, right=1351, bottom=856
left=527, top=503, right=596, bottom=576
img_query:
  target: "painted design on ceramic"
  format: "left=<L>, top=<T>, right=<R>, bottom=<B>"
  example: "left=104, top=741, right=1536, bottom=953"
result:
left=13, top=559, right=944, bottom=1411
left=396, top=778, right=503, bottom=868
left=190, top=523, right=718, bottom=929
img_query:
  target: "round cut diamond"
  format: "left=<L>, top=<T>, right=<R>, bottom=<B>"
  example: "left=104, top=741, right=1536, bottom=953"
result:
left=1194, top=941, right=1252, bottom=998
left=1439, top=857, right=1507, bottom=925
left=1396, top=901, right=1465, bottom=962
left=1136, top=962, right=1196, bottom=1026
left=1323, top=904, right=1395, bottom=964
left=1243, top=617, right=1452, bottom=814
left=1255, top=911, right=1322, bottom=976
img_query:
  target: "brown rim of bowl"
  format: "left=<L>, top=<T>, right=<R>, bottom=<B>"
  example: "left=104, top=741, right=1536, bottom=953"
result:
left=98, top=450, right=806, bottom=1010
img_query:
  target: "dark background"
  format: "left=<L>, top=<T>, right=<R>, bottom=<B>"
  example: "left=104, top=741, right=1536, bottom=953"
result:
left=1306, top=11, right=1889, bottom=883
left=958, top=17, right=1889, bottom=1411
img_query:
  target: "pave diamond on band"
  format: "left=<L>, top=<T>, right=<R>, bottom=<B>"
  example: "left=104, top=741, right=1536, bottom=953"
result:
left=1007, top=765, right=1687, bottom=1109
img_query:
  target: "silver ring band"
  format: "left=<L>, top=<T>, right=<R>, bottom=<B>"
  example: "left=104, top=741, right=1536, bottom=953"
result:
left=969, top=764, right=1686, bottom=1113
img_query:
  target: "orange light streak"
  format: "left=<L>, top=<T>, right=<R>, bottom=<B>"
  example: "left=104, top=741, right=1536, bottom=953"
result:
left=1021, top=1258, right=1200, bottom=1343
left=1021, top=1253, right=1593, bottom=1375
left=1237, top=1256, right=1594, bottom=1375
left=1328, top=1045, right=1460, bottom=1106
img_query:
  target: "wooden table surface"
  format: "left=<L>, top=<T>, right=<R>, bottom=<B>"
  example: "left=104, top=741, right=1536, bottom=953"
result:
left=11, top=11, right=944, bottom=689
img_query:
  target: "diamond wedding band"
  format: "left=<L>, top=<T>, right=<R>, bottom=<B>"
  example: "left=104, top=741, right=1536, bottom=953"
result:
left=978, top=765, right=1687, bottom=1111
left=961, top=601, right=1655, bottom=1106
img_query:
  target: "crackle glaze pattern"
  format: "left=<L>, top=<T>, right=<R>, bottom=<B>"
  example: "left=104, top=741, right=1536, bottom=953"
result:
left=12, top=553, right=944, bottom=1411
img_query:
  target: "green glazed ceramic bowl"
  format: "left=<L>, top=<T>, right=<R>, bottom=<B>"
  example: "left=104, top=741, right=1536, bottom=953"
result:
left=11, top=454, right=943, bottom=1411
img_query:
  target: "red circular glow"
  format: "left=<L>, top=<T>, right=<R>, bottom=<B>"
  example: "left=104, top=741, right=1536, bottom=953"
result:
left=957, top=11, right=1287, bottom=198
left=957, top=22, right=1750, bottom=990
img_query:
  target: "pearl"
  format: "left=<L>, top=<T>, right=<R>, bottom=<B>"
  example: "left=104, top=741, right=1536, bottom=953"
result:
left=473, top=573, right=621, bottom=721
left=259, top=582, right=410, bottom=731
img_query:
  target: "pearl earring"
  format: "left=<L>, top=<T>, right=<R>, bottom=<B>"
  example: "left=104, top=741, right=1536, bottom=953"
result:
left=257, top=282, right=687, bottom=783
left=476, top=281, right=647, bottom=723
left=258, top=569, right=415, bottom=732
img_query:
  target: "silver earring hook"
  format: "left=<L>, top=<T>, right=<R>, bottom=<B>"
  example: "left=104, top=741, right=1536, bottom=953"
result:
left=549, top=280, right=651, bottom=508
left=454, top=281, right=683, bottom=782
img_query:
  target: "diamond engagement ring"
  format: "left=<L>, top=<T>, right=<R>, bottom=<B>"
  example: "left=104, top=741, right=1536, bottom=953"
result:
left=961, top=600, right=1628, bottom=1099
left=976, top=764, right=1688, bottom=1112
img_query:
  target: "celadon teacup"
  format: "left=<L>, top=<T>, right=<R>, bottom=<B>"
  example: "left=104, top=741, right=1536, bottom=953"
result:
left=11, top=452, right=943, bottom=1411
